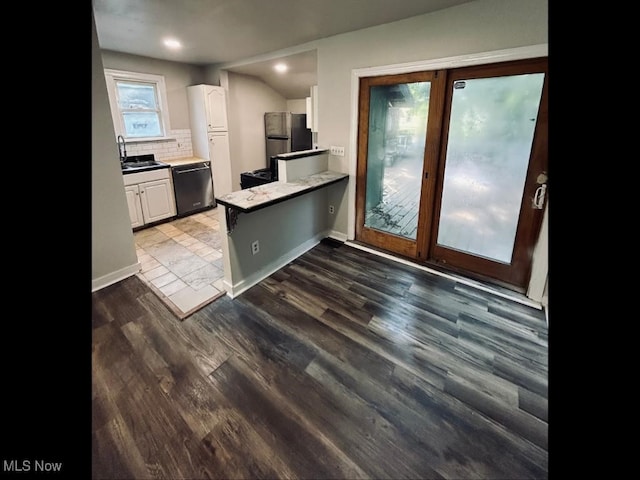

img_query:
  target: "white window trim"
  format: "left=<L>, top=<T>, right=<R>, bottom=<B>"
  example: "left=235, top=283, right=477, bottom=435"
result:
left=104, top=69, right=172, bottom=142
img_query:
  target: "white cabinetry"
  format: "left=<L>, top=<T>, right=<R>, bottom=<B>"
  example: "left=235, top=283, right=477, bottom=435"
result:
left=209, top=132, right=233, bottom=197
left=188, top=84, right=234, bottom=196
left=125, top=185, right=144, bottom=228
left=306, top=85, right=318, bottom=133
left=205, top=87, right=228, bottom=131
left=123, top=169, right=176, bottom=228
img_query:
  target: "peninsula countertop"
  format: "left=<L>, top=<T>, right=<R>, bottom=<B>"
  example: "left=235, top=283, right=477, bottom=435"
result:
left=215, top=170, right=348, bottom=213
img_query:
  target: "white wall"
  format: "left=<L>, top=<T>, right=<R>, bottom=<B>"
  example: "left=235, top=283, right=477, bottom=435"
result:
left=221, top=189, right=330, bottom=297
left=92, top=12, right=140, bottom=290
left=219, top=150, right=339, bottom=297
left=226, top=71, right=287, bottom=179
left=101, top=50, right=205, bottom=130
left=286, top=99, right=307, bottom=113
left=100, top=52, right=204, bottom=166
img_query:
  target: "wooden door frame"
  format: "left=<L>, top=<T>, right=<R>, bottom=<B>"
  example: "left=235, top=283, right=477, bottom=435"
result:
left=354, top=70, right=445, bottom=259
left=347, top=44, right=548, bottom=297
left=429, top=57, right=548, bottom=288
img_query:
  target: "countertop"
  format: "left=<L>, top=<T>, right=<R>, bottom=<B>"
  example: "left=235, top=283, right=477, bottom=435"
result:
left=216, top=170, right=348, bottom=213
left=162, top=156, right=208, bottom=167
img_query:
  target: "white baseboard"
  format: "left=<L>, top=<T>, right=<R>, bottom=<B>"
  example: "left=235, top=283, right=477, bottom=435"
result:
left=92, top=262, right=141, bottom=292
left=327, top=230, right=348, bottom=242
left=225, top=232, right=328, bottom=298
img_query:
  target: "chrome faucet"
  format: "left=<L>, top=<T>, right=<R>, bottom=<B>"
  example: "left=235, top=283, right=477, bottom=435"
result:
left=117, top=135, right=127, bottom=164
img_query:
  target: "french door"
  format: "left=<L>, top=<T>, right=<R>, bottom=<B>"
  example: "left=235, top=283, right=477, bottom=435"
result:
left=355, top=57, right=548, bottom=290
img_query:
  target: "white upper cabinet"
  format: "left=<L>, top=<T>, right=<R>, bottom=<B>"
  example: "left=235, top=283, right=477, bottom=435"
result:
left=188, top=84, right=229, bottom=159
left=205, top=86, right=228, bottom=132
left=188, top=84, right=228, bottom=133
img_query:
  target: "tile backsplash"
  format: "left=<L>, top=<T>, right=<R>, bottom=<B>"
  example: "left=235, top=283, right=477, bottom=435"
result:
left=124, top=129, right=194, bottom=161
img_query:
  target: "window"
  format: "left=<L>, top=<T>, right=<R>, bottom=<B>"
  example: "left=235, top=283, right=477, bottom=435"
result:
left=104, top=69, right=171, bottom=141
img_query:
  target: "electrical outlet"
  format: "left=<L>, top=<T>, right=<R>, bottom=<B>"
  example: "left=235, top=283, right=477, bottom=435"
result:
left=251, top=240, right=259, bottom=255
left=330, top=145, right=345, bottom=156
left=329, top=205, right=335, bottom=214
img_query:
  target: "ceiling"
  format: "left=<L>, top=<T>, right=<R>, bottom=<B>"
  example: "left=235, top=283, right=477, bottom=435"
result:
left=93, top=0, right=474, bottom=99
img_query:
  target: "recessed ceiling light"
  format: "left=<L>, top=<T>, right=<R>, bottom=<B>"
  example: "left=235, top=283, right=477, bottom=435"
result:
left=274, top=63, right=288, bottom=73
left=163, top=38, right=182, bottom=49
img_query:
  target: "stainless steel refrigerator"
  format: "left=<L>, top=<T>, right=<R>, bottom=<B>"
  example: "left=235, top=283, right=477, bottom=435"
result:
left=264, top=112, right=312, bottom=164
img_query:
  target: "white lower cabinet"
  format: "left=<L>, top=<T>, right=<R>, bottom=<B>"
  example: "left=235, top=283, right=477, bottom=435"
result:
left=125, top=184, right=145, bottom=228
left=123, top=169, right=176, bottom=228
left=209, top=132, right=233, bottom=196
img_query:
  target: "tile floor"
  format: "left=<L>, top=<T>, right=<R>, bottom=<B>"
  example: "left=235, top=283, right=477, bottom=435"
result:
left=133, top=207, right=226, bottom=319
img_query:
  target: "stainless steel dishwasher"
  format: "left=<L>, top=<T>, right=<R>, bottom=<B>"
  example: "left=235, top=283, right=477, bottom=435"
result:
left=171, top=161, right=215, bottom=217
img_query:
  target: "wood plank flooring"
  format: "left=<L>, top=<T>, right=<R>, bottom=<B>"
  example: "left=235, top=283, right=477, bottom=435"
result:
left=92, top=239, right=548, bottom=479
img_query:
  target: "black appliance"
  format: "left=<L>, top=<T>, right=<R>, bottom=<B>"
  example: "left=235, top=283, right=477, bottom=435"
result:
left=264, top=112, right=312, bottom=164
left=240, top=156, right=279, bottom=190
left=171, top=162, right=215, bottom=216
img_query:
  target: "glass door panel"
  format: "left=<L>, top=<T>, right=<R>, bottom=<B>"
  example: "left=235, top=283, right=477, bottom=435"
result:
left=436, top=73, right=545, bottom=263
left=356, top=70, right=445, bottom=259
left=364, top=82, right=430, bottom=241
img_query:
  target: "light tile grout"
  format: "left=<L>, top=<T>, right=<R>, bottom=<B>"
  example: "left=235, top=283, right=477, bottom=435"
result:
left=132, top=208, right=226, bottom=316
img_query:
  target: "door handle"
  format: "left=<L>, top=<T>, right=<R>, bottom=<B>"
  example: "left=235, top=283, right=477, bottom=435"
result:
left=532, top=184, right=547, bottom=209
left=175, top=166, right=210, bottom=174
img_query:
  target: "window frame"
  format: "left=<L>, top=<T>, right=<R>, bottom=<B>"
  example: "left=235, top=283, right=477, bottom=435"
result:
left=104, top=69, right=172, bottom=142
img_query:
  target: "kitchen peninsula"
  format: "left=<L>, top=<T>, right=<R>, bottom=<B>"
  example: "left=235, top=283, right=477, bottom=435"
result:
left=215, top=149, right=348, bottom=298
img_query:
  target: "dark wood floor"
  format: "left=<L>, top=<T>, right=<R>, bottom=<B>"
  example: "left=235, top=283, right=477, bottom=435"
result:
left=92, top=239, right=548, bottom=479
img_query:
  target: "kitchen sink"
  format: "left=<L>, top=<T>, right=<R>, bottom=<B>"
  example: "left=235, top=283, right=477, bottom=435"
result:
left=121, top=154, right=169, bottom=174
left=122, top=160, right=162, bottom=169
